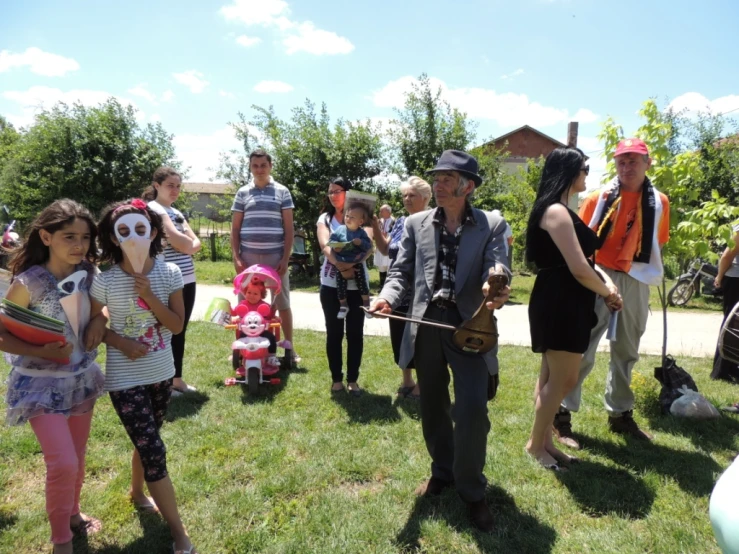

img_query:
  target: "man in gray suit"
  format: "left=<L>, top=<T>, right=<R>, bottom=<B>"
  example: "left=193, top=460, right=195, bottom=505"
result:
left=369, top=150, right=510, bottom=532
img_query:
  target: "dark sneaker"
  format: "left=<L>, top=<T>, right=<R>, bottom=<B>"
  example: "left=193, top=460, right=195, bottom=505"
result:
left=466, top=498, right=495, bottom=533
left=553, top=408, right=581, bottom=450
left=608, top=410, right=653, bottom=440
left=414, top=477, right=454, bottom=497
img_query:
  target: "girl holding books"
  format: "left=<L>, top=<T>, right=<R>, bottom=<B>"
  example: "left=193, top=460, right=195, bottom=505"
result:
left=90, top=198, right=197, bottom=554
left=0, top=199, right=106, bottom=554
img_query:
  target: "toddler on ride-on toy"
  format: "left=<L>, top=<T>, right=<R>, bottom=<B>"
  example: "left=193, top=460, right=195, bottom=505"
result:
left=224, top=265, right=292, bottom=392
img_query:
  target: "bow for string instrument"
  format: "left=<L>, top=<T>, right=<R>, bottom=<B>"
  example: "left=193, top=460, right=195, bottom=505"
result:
left=365, top=268, right=509, bottom=354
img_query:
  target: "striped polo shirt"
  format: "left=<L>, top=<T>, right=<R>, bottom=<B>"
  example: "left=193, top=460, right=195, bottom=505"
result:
left=231, top=179, right=295, bottom=256
left=90, top=260, right=183, bottom=391
left=148, top=200, right=196, bottom=285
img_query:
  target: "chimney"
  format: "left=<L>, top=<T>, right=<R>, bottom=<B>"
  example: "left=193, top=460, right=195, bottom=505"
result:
left=567, top=121, right=581, bottom=211
left=567, top=121, right=579, bottom=147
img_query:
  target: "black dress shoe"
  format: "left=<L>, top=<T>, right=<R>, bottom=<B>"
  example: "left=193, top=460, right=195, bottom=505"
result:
left=414, top=477, right=454, bottom=497
left=466, top=498, right=495, bottom=533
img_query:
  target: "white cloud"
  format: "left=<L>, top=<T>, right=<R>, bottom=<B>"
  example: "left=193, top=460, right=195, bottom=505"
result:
left=128, top=84, right=158, bottom=104
left=219, top=0, right=353, bottom=55
left=173, top=70, right=210, bottom=94
left=236, top=34, right=262, bottom=47
left=2, top=85, right=141, bottom=128
left=253, top=80, right=293, bottom=93
left=161, top=90, right=175, bottom=102
left=220, top=0, right=290, bottom=27
left=0, top=47, right=80, bottom=77
left=282, top=22, right=354, bottom=55
left=668, top=92, right=739, bottom=117
left=219, top=90, right=237, bottom=98
left=372, top=75, right=599, bottom=129
left=501, top=68, right=524, bottom=80
left=150, top=113, right=161, bottom=122
left=173, top=126, right=246, bottom=182
left=572, top=108, right=599, bottom=123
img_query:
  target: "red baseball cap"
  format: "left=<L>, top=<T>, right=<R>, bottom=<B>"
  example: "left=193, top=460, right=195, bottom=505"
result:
left=613, top=138, right=649, bottom=157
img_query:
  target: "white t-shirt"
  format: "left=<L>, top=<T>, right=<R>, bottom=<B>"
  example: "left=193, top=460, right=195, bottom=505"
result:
left=317, top=213, right=370, bottom=290
left=148, top=200, right=196, bottom=285
left=90, top=260, right=184, bottom=391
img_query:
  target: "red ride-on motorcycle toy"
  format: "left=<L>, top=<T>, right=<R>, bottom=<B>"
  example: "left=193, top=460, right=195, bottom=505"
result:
left=221, top=265, right=292, bottom=394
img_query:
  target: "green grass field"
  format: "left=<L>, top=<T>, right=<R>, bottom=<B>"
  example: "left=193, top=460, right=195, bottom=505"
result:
left=1, top=324, right=737, bottom=553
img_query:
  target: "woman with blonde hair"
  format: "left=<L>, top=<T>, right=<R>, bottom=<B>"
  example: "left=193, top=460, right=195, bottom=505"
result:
left=379, top=176, right=432, bottom=399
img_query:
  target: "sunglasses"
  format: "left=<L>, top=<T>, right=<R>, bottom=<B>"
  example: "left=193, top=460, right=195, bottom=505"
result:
left=581, top=165, right=590, bottom=175
left=327, top=190, right=345, bottom=197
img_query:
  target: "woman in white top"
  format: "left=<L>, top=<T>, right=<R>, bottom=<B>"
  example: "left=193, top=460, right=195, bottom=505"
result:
left=142, top=167, right=201, bottom=396
left=317, top=177, right=380, bottom=397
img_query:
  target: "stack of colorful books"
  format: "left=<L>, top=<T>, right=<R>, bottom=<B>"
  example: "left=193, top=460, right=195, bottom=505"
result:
left=0, top=298, right=68, bottom=361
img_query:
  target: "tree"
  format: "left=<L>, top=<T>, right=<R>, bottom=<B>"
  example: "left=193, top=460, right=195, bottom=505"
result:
left=224, top=100, right=386, bottom=271
left=0, top=116, right=20, bottom=171
left=388, top=74, right=477, bottom=178
left=0, top=99, right=179, bottom=222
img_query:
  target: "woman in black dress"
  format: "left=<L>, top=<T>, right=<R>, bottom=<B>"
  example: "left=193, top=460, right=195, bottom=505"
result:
left=525, top=147, right=623, bottom=470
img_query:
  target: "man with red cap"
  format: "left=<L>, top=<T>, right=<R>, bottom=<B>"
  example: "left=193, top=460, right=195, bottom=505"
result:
left=553, top=138, right=670, bottom=448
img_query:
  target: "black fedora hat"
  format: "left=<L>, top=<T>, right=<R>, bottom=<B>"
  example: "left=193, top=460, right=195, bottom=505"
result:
left=427, top=150, right=483, bottom=187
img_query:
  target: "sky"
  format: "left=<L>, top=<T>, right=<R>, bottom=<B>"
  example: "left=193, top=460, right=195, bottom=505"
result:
left=1, top=0, right=738, bottom=189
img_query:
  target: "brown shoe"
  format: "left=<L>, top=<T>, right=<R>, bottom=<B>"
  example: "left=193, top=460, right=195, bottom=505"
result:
left=608, top=410, right=653, bottom=441
left=414, top=477, right=454, bottom=497
left=466, top=498, right=495, bottom=533
left=553, top=408, right=581, bottom=450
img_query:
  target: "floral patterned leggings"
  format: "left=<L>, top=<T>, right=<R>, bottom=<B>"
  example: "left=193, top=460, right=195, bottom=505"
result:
left=109, top=379, right=172, bottom=482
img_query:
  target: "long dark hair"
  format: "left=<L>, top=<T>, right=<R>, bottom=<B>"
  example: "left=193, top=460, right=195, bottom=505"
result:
left=323, top=176, right=353, bottom=222
left=142, top=166, right=181, bottom=202
left=525, top=147, right=586, bottom=263
left=8, top=199, right=98, bottom=278
left=97, top=200, right=165, bottom=265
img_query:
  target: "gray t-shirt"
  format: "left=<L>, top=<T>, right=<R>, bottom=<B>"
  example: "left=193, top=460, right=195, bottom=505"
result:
left=231, top=179, right=295, bottom=256
left=90, top=260, right=183, bottom=391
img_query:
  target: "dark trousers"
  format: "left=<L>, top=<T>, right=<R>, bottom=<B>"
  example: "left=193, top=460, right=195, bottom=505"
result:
left=389, top=304, right=414, bottom=369
left=109, top=379, right=172, bottom=482
left=414, top=303, right=491, bottom=502
left=320, top=286, right=365, bottom=383
left=713, top=276, right=739, bottom=382
left=171, top=282, right=196, bottom=379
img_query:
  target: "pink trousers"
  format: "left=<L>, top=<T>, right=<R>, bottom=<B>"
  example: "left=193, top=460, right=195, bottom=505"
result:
left=29, top=411, right=94, bottom=545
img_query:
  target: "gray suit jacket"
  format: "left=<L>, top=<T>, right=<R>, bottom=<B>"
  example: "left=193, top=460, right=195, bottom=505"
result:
left=379, top=207, right=509, bottom=375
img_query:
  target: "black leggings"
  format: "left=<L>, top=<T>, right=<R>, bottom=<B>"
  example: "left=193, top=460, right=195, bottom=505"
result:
left=109, top=379, right=172, bottom=482
left=320, top=286, right=364, bottom=383
left=171, top=282, right=196, bottom=379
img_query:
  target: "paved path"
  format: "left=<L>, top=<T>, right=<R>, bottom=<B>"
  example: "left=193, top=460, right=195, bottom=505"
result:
left=1, top=270, right=720, bottom=358
left=193, top=284, right=723, bottom=358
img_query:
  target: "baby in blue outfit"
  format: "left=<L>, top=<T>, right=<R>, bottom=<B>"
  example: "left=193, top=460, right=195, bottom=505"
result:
left=329, top=205, right=372, bottom=319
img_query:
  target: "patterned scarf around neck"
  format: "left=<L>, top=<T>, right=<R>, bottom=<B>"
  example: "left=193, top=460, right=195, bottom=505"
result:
left=594, top=176, right=656, bottom=263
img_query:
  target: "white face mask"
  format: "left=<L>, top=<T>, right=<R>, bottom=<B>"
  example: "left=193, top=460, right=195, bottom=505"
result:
left=57, top=270, right=90, bottom=339
left=114, top=214, right=152, bottom=273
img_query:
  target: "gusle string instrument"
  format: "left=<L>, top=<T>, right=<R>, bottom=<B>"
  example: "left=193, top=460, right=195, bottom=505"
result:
left=365, top=269, right=509, bottom=354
